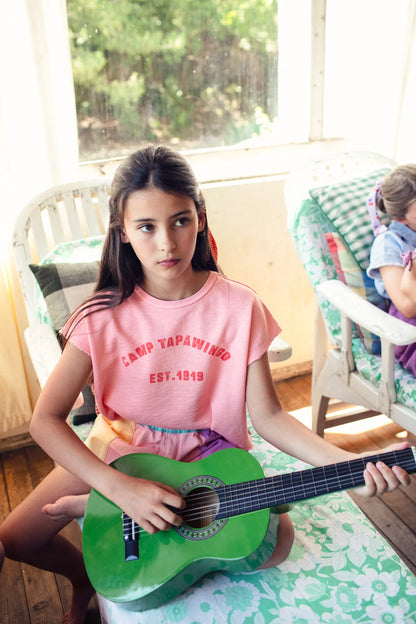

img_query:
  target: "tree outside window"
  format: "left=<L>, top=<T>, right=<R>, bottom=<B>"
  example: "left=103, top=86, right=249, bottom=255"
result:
left=67, top=0, right=278, bottom=162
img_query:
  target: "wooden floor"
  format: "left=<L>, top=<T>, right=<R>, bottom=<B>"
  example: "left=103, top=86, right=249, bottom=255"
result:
left=1, top=373, right=416, bottom=623
left=0, top=445, right=101, bottom=624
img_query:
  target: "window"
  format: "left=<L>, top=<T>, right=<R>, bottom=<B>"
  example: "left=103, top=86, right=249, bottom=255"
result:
left=67, top=0, right=414, bottom=170
left=67, top=0, right=279, bottom=162
left=323, top=0, right=409, bottom=150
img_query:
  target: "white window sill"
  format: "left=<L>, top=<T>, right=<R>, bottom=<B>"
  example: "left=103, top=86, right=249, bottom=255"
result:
left=78, top=137, right=363, bottom=186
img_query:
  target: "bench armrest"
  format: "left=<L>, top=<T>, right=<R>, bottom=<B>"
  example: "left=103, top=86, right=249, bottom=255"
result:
left=317, top=280, right=416, bottom=346
left=267, top=335, right=292, bottom=362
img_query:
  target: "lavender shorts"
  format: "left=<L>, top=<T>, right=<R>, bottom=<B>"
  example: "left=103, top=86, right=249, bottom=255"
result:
left=103, top=423, right=236, bottom=465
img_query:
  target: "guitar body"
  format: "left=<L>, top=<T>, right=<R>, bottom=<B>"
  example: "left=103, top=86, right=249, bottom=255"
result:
left=83, top=445, right=416, bottom=611
left=82, top=449, right=272, bottom=611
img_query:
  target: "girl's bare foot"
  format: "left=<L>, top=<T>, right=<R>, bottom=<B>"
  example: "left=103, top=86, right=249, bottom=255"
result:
left=42, top=494, right=89, bottom=522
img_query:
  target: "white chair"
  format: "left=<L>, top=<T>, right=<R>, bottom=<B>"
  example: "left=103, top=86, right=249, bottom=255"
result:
left=12, top=180, right=111, bottom=428
left=287, top=151, right=416, bottom=436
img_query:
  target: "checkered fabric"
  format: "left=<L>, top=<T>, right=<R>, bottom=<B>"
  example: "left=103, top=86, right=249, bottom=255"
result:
left=30, top=260, right=100, bottom=425
left=309, top=168, right=391, bottom=270
left=30, top=261, right=100, bottom=332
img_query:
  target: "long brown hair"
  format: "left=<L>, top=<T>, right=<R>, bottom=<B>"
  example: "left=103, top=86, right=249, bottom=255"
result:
left=62, top=145, right=218, bottom=340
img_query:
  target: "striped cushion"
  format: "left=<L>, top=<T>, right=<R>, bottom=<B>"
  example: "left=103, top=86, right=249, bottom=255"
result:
left=325, top=232, right=388, bottom=354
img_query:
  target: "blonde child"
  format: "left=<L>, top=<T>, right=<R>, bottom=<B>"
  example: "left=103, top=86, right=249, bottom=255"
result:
left=368, top=165, right=416, bottom=374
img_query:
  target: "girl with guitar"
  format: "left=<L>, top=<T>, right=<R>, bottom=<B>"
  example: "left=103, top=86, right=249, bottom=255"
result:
left=0, top=146, right=411, bottom=624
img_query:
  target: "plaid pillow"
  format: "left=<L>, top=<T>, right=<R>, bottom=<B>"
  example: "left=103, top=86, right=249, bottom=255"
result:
left=325, top=232, right=389, bottom=355
left=309, top=168, right=391, bottom=270
left=33, top=236, right=105, bottom=326
left=30, top=261, right=100, bottom=332
left=30, top=261, right=100, bottom=425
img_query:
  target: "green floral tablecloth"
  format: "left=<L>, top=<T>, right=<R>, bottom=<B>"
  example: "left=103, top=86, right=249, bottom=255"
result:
left=89, top=429, right=416, bottom=624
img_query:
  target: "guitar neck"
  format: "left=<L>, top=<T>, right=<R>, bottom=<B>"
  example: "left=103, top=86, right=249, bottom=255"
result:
left=216, top=447, right=416, bottom=520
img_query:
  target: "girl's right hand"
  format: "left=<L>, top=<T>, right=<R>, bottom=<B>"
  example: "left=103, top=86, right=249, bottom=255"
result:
left=116, top=475, right=185, bottom=534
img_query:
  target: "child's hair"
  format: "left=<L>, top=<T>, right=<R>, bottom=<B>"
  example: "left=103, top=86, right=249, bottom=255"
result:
left=378, top=164, right=416, bottom=220
left=96, top=144, right=218, bottom=303
left=62, top=145, right=218, bottom=342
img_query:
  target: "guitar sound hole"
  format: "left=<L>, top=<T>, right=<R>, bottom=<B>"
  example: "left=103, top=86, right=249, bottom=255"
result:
left=182, top=486, right=219, bottom=529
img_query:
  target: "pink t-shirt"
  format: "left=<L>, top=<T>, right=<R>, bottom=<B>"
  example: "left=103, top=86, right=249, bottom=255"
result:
left=64, top=272, right=280, bottom=450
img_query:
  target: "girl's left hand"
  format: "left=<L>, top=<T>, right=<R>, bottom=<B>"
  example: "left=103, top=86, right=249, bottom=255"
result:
left=355, top=441, right=412, bottom=498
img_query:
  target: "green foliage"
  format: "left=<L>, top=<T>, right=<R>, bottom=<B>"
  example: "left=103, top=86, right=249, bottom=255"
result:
left=66, top=0, right=278, bottom=159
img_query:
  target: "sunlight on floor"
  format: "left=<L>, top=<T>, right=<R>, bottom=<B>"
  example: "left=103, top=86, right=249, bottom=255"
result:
left=290, top=405, right=407, bottom=437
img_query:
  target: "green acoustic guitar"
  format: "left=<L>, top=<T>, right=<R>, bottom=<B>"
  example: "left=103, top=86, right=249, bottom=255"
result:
left=82, top=446, right=416, bottom=612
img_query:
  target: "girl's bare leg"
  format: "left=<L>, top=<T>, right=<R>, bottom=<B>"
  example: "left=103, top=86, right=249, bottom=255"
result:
left=259, top=513, right=294, bottom=569
left=0, top=465, right=94, bottom=624
left=0, top=540, right=4, bottom=572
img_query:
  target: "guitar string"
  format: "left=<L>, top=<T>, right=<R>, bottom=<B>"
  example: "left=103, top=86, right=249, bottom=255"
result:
left=122, top=454, right=414, bottom=532
left=122, top=448, right=415, bottom=534
left=125, top=462, right=416, bottom=539
left=152, top=451, right=415, bottom=512
left=162, top=449, right=413, bottom=505
left=122, top=454, right=416, bottom=532
left=121, top=455, right=416, bottom=538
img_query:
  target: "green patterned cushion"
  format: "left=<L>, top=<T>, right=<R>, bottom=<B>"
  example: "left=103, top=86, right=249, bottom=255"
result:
left=309, top=168, right=391, bottom=270
left=288, top=198, right=342, bottom=345
left=352, top=338, right=416, bottom=410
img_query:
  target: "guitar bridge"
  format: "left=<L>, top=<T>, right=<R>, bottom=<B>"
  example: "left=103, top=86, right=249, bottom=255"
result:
left=122, top=511, right=139, bottom=561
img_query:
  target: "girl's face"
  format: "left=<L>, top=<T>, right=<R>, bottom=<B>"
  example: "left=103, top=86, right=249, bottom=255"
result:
left=121, top=187, right=206, bottom=299
left=402, top=199, right=416, bottom=232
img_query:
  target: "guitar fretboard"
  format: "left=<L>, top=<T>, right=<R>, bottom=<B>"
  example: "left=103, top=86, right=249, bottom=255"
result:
left=215, top=447, right=416, bottom=520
